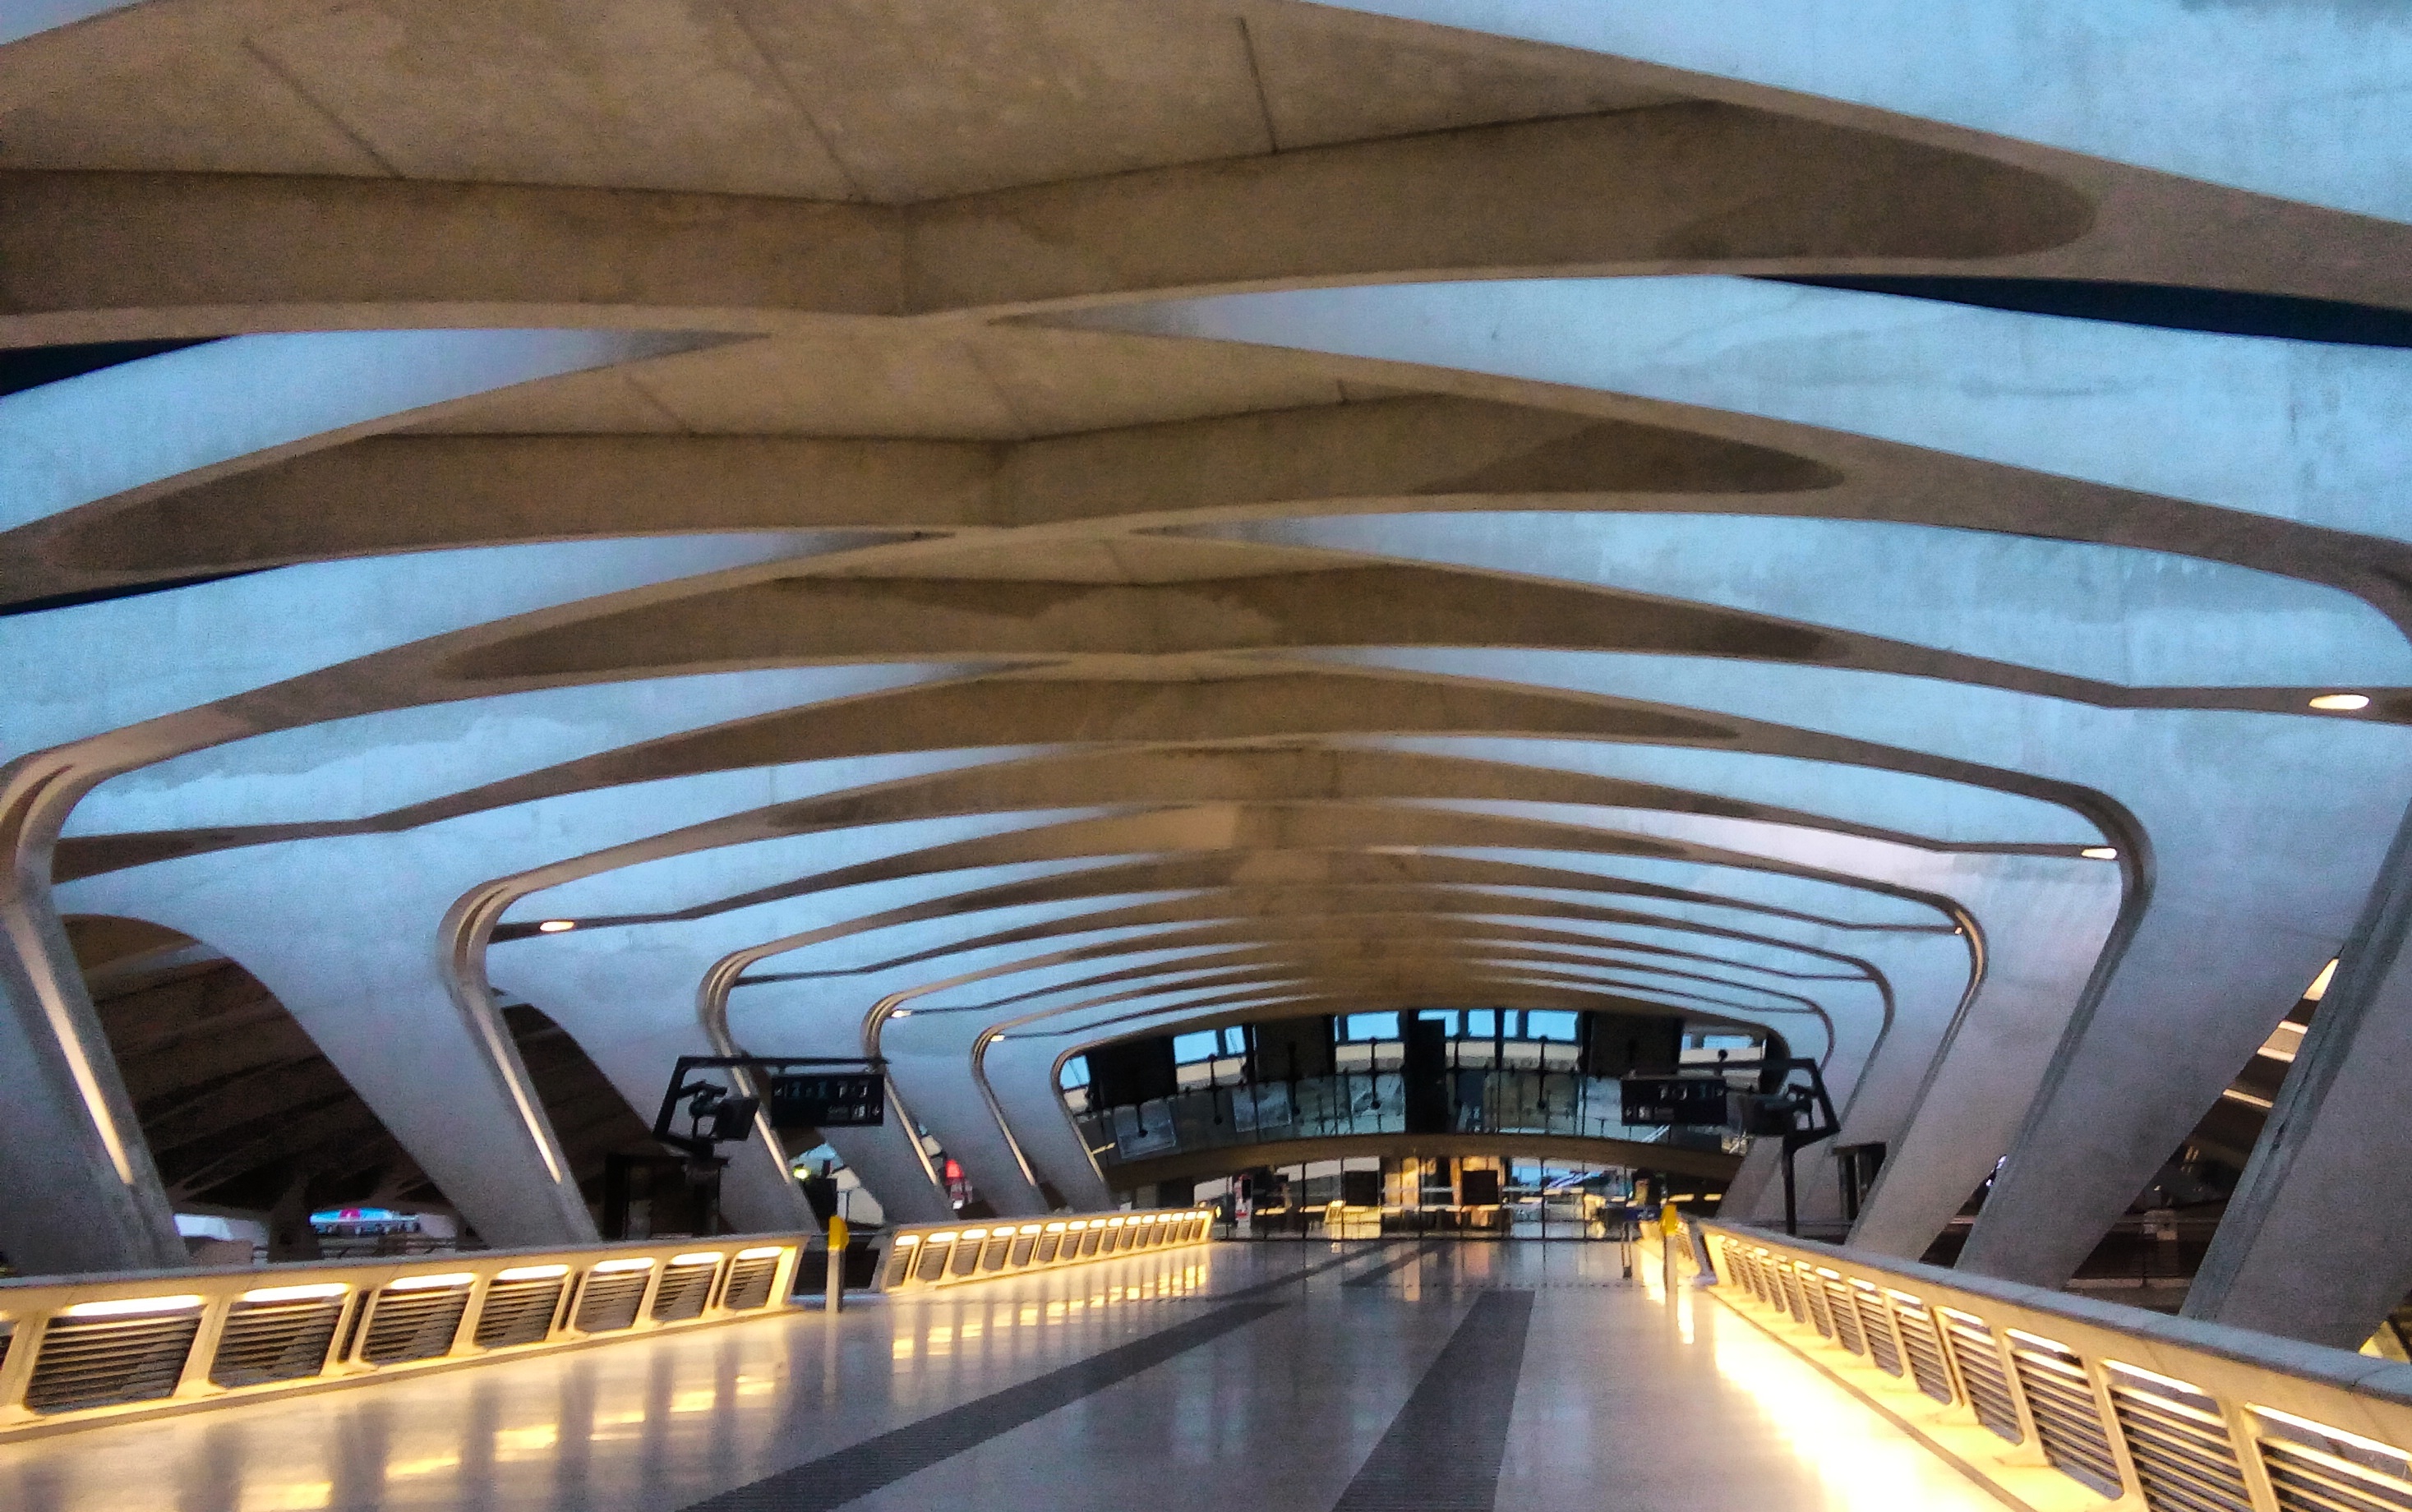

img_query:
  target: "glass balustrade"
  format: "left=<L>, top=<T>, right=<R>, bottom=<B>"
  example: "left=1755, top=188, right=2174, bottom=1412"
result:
left=1073, top=1068, right=1736, bottom=1164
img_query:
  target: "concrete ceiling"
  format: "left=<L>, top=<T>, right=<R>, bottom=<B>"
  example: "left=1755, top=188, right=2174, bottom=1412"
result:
left=2, top=0, right=2410, bottom=1353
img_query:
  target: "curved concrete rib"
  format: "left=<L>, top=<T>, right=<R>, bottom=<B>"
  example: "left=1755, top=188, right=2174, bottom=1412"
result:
left=1070, top=279, right=2412, bottom=546
left=53, top=751, right=1049, bottom=1245
left=1323, top=647, right=2412, bottom=1281
left=6, top=0, right=2408, bottom=1315
left=608, top=781, right=2022, bottom=1228
left=1303, top=0, right=2412, bottom=221
left=0, top=534, right=911, bottom=1270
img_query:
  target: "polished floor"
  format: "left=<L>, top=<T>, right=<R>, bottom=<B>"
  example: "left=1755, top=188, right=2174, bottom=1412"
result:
left=0, top=1241, right=2002, bottom=1511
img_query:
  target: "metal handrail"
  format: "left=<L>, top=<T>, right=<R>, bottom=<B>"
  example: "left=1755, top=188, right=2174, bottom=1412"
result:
left=1694, top=1220, right=2412, bottom=1512
left=876, top=1206, right=1213, bottom=1293
left=0, top=1234, right=804, bottom=1442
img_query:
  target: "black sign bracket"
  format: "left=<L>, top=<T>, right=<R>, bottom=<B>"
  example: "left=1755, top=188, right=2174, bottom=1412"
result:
left=652, top=1055, right=888, bottom=1160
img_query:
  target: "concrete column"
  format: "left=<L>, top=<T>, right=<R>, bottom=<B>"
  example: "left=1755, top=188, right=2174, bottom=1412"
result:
left=2184, top=809, right=2412, bottom=1348
left=982, top=1034, right=1117, bottom=1210
left=480, top=933, right=814, bottom=1237
left=0, top=757, right=187, bottom=1274
left=1845, top=857, right=2122, bottom=1256
left=61, top=834, right=597, bottom=1250
left=1954, top=862, right=2350, bottom=1286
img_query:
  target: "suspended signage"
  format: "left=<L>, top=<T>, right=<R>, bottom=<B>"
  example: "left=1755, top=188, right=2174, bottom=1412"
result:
left=654, top=1055, right=888, bottom=1158
left=768, top=1072, right=887, bottom=1129
left=1619, top=1076, right=1734, bottom=1127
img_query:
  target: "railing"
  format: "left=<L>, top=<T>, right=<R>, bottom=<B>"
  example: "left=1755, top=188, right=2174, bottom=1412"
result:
left=1694, top=1220, right=2412, bottom=1512
left=0, top=1235, right=804, bottom=1442
left=877, top=1206, right=1213, bottom=1293
left=1077, top=1071, right=1739, bottom=1163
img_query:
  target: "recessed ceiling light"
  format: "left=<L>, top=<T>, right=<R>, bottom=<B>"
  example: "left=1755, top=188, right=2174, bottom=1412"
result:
left=2309, top=693, right=2372, bottom=712
left=537, top=920, right=576, bottom=933
left=2081, top=846, right=2119, bottom=860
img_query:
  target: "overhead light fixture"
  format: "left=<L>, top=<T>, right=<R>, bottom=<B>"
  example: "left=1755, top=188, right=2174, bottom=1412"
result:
left=241, top=1282, right=348, bottom=1303
left=2081, top=846, right=2119, bottom=860
left=64, top=1293, right=203, bottom=1318
left=2309, top=693, right=2372, bottom=712
left=537, top=920, right=577, bottom=933
left=891, top=1009, right=912, bottom=1018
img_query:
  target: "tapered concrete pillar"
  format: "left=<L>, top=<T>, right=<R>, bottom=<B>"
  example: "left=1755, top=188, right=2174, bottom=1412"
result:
left=482, top=933, right=814, bottom=1237
left=61, top=835, right=599, bottom=1250
left=2184, top=816, right=2412, bottom=1348
left=983, top=1035, right=1118, bottom=1210
left=0, top=758, right=187, bottom=1274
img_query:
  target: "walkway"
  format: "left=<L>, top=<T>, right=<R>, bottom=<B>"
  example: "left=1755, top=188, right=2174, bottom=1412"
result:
left=0, top=1242, right=2000, bottom=1511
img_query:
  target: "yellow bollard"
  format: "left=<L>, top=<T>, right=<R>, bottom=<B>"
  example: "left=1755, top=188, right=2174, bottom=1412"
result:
left=826, top=1215, right=849, bottom=1314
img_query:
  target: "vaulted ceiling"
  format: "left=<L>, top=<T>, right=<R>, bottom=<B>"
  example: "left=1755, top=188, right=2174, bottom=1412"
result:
left=4, top=0, right=2408, bottom=1344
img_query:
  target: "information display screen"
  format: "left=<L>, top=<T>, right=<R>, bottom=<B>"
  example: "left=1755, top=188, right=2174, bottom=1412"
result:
left=1619, top=1076, right=1734, bottom=1127
left=768, top=1073, right=886, bottom=1129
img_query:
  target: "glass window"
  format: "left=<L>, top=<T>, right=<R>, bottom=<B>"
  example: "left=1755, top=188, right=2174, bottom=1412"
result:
left=1222, top=1026, right=1248, bottom=1055
left=1527, top=1010, right=1580, bottom=1041
left=1418, top=1009, right=1458, bottom=1034
left=1343, top=1012, right=1400, bottom=1041
left=1173, top=1030, right=1219, bottom=1063
left=1058, top=1056, right=1089, bottom=1089
left=1464, top=1009, right=1497, bottom=1037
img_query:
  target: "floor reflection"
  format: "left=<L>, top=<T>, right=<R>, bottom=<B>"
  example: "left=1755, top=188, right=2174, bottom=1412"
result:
left=5, top=1241, right=2006, bottom=1512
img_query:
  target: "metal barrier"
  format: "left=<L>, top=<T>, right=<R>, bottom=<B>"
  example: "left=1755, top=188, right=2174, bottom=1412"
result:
left=877, top=1206, right=1214, bottom=1293
left=1696, top=1220, right=2412, bottom=1512
left=0, top=1235, right=803, bottom=1442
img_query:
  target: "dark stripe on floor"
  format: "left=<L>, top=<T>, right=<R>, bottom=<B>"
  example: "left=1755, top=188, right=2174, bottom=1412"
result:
left=1341, top=1240, right=1443, bottom=1288
left=684, top=1302, right=1283, bottom=1512
left=1329, top=1290, right=1537, bottom=1511
left=683, top=1244, right=1400, bottom=1511
left=1231, top=1241, right=1412, bottom=1299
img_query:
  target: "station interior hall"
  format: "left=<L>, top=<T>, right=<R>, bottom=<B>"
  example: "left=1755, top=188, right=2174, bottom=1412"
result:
left=3, top=2, right=2412, bottom=1510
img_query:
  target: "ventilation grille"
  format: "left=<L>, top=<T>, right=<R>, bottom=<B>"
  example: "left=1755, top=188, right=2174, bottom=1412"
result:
left=1077, top=1228, right=1103, bottom=1257
left=211, top=1297, right=342, bottom=1386
left=1742, top=1249, right=1768, bottom=1300
left=1822, top=1275, right=1865, bottom=1355
left=2105, top=1362, right=2253, bottom=1512
left=980, top=1236, right=1012, bottom=1272
left=1008, top=1234, right=1036, bottom=1266
left=1035, top=1233, right=1063, bottom=1265
left=1780, top=1264, right=1809, bottom=1324
left=915, top=1241, right=954, bottom=1282
left=362, top=1286, right=468, bottom=1365
left=881, top=1246, right=916, bottom=1288
left=2010, top=1331, right=2123, bottom=1497
left=25, top=1310, right=201, bottom=1413
left=574, top=1270, right=650, bottom=1334
left=1891, top=1293, right=1956, bottom=1405
left=722, top=1255, right=780, bottom=1311
left=650, top=1260, right=720, bottom=1322
left=1798, top=1265, right=1836, bottom=1339
left=1853, top=1282, right=1902, bottom=1376
left=2256, top=1407, right=2412, bottom=1512
left=474, top=1277, right=565, bottom=1348
left=1939, top=1308, right=2020, bottom=1443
